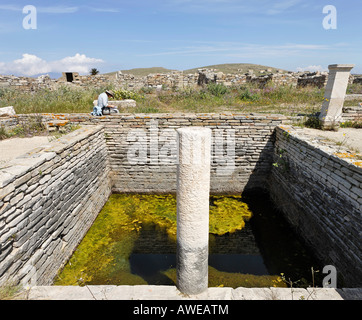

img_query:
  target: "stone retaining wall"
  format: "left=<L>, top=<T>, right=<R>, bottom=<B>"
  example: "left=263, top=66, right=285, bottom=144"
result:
left=342, top=106, right=362, bottom=122
left=104, top=114, right=288, bottom=194
left=1, top=113, right=290, bottom=194
left=4, top=69, right=360, bottom=92
left=269, top=126, right=362, bottom=287
left=0, top=126, right=111, bottom=286
left=1, top=114, right=361, bottom=288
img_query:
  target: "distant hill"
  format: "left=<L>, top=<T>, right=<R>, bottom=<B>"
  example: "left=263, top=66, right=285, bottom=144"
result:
left=105, top=67, right=178, bottom=77
left=183, top=63, right=290, bottom=76
left=103, top=63, right=290, bottom=78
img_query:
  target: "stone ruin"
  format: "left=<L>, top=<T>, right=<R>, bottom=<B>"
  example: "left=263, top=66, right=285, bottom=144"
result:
left=0, top=68, right=361, bottom=93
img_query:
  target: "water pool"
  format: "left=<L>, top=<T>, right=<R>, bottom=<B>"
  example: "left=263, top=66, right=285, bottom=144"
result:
left=54, top=190, right=323, bottom=288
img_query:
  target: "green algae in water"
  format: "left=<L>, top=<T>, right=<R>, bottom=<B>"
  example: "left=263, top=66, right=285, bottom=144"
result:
left=55, top=193, right=321, bottom=288
left=162, top=267, right=286, bottom=288
left=54, top=194, right=256, bottom=287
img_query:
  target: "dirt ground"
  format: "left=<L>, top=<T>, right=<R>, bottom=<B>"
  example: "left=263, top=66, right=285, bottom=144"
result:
left=0, top=136, right=51, bottom=165
left=301, top=127, right=362, bottom=154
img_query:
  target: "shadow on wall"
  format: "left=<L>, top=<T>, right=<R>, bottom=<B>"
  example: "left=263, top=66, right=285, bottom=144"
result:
left=265, top=127, right=362, bottom=288
left=241, top=131, right=276, bottom=193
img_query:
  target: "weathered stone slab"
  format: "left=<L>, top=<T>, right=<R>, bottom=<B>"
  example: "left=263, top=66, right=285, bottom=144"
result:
left=0, top=106, right=16, bottom=117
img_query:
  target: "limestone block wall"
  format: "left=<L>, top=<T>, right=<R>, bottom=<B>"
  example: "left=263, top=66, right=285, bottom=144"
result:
left=342, top=106, right=362, bottom=122
left=269, top=126, right=362, bottom=287
left=1, top=68, right=347, bottom=93
left=1, top=113, right=361, bottom=288
left=0, top=75, right=56, bottom=92
left=0, top=126, right=111, bottom=286
left=4, top=113, right=289, bottom=194
left=99, top=114, right=287, bottom=194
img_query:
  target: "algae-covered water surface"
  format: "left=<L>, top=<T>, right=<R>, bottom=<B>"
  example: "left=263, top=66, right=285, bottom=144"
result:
left=54, top=191, right=322, bottom=288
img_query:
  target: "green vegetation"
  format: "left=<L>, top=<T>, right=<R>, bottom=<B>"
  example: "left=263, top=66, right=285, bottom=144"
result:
left=54, top=194, right=268, bottom=288
left=340, top=120, right=362, bottom=128
left=0, top=86, right=105, bottom=114
left=0, top=115, right=81, bottom=141
left=189, top=63, right=288, bottom=75
left=209, top=195, right=252, bottom=235
left=0, top=114, right=47, bottom=140
left=162, top=267, right=286, bottom=289
left=105, top=63, right=288, bottom=77
left=2, top=81, right=361, bottom=117
left=0, top=282, right=24, bottom=300
left=112, top=88, right=144, bottom=101
left=184, top=63, right=288, bottom=76
left=303, top=115, right=323, bottom=129
left=106, top=67, right=177, bottom=77
left=0, top=125, right=8, bottom=140
left=90, top=68, right=100, bottom=75
left=346, top=82, right=362, bottom=94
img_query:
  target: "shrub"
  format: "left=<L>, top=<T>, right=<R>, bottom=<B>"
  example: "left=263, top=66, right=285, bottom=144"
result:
left=207, top=83, right=229, bottom=97
left=304, top=115, right=322, bottom=129
left=340, top=121, right=362, bottom=128
left=347, top=83, right=362, bottom=94
left=140, top=86, right=155, bottom=94
left=0, top=126, right=10, bottom=140
left=239, top=88, right=260, bottom=102
left=113, top=89, right=143, bottom=101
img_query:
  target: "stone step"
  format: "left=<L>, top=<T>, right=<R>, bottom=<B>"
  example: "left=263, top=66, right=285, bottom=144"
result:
left=25, top=285, right=362, bottom=300
left=46, top=120, right=70, bottom=131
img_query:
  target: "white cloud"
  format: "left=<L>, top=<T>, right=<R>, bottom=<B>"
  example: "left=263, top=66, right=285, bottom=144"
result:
left=167, top=0, right=303, bottom=15
left=0, top=4, right=79, bottom=13
left=0, top=5, right=20, bottom=11
left=296, top=65, right=327, bottom=72
left=0, top=53, right=104, bottom=76
left=266, top=0, right=302, bottom=15
left=138, top=42, right=332, bottom=59
left=0, top=4, right=117, bottom=14
left=50, top=54, right=104, bottom=73
left=87, top=7, right=120, bottom=13
left=37, top=6, right=79, bottom=14
left=2, top=54, right=50, bottom=76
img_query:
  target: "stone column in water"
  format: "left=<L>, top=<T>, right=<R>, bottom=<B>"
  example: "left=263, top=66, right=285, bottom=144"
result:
left=319, top=64, right=354, bottom=129
left=176, top=127, right=211, bottom=295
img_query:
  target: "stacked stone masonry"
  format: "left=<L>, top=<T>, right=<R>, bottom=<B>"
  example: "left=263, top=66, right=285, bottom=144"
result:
left=35, top=113, right=288, bottom=194
left=0, top=113, right=361, bottom=288
left=1, top=69, right=361, bottom=92
left=0, top=126, right=111, bottom=286
left=269, top=126, right=362, bottom=287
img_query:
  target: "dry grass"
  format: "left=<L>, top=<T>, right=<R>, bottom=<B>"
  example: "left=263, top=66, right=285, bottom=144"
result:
left=1, top=82, right=360, bottom=116
left=0, top=282, right=26, bottom=300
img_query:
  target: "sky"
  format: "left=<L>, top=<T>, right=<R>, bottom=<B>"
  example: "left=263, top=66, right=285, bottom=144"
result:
left=0, top=0, right=361, bottom=77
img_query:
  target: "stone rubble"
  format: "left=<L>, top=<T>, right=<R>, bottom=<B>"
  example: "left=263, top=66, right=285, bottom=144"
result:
left=1, top=68, right=361, bottom=92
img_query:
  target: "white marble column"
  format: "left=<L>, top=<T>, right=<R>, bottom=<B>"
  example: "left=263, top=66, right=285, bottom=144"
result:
left=176, top=127, right=211, bottom=295
left=319, top=64, right=354, bottom=128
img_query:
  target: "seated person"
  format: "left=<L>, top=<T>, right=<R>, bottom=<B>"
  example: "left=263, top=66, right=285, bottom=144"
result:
left=92, top=90, right=119, bottom=115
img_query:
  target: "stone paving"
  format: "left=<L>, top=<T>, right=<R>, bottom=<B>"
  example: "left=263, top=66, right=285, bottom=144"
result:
left=26, top=285, right=362, bottom=300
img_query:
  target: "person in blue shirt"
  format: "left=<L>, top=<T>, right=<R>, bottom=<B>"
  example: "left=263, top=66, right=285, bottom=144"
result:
left=92, top=90, right=119, bottom=115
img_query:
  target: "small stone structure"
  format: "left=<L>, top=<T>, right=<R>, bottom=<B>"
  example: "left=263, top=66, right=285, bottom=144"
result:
left=176, top=127, right=211, bottom=295
left=0, top=106, right=16, bottom=117
left=0, top=112, right=361, bottom=288
left=319, top=64, right=355, bottom=128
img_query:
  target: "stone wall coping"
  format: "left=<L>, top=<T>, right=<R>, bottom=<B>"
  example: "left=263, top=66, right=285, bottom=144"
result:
left=277, top=125, right=362, bottom=171
left=27, top=285, right=362, bottom=300
left=8, top=112, right=291, bottom=121
left=329, top=64, right=355, bottom=70
left=0, top=125, right=103, bottom=190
